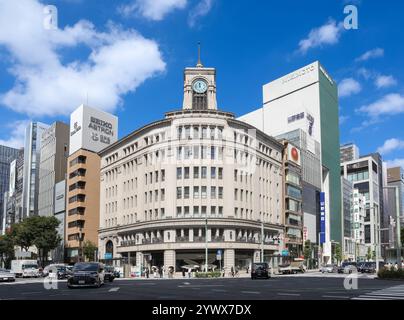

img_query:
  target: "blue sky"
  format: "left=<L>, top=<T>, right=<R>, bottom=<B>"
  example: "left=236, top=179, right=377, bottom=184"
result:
left=0, top=0, right=403, bottom=167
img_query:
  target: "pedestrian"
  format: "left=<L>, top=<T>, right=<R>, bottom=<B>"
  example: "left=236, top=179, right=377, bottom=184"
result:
left=159, top=267, right=163, bottom=278
left=162, top=267, right=166, bottom=278
left=182, top=268, right=186, bottom=278
left=188, top=269, right=191, bottom=278
left=146, top=267, right=149, bottom=278
left=231, top=266, right=234, bottom=277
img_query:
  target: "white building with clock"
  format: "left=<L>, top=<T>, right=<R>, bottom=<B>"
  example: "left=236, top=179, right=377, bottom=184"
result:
left=98, top=54, right=287, bottom=273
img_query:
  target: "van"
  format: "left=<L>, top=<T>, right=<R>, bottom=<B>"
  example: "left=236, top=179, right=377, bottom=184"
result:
left=11, top=260, right=40, bottom=278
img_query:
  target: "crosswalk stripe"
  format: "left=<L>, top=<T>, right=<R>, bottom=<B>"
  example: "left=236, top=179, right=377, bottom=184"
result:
left=352, top=285, right=404, bottom=300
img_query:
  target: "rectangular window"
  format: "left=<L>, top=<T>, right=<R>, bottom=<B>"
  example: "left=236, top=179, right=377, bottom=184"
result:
left=218, top=168, right=223, bottom=179
left=202, top=206, right=207, bottom=216
left=201, top=186, right=207, bottom=199
left=184, top=206, right=190, bottom=216
left=193, top=146, right=199, bottom=159
left=194, top=187, right=200, bottom=199
left=193, top=127, right=199, bottom=139
left=201, top=146, right=207, bottom=159
left=184, top=167, right=190, bottom=179
left=177, top=207, right=182, bottom=217
left=177, top=167, right=182, bottom=180
left=184, top=187, right=190, bottom=199
left=194, top=206, right=199, bottom=216
left=211, top=187, right=216, bottom=199
left=202, top=127, right=207, bottom=139
left=211, top=146, right=216, bottom=160
left=211, top=167, right=216, bottom=179
left=211, top=207, right=216, bottom=215
left=194, top=167, right=200, bottom=179
left=218, top=187, right=224, bottom=199
left=177, top=187, right=182, bottom=199
left=201, top=167, right=207, bottom=179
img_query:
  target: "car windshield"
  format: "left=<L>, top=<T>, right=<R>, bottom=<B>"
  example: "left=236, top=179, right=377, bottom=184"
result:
left=105, top=266, right=114, bottom=272
left=0, top=268, right=9, bottom=273
left=22, top=264, right=37, bottom=269
left=254, top=264, right=268, bottom=270
left=342, top=262, right=356, bottom=267
left=73, top=263, right=99, bottom=272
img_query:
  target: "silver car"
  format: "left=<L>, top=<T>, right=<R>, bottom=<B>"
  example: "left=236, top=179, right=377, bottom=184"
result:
left=320, top=264, right=338, bottom=273
left=0, top=268, right=16, bottom=282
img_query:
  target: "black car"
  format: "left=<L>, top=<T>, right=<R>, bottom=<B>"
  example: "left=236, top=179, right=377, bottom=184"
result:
left=356, top=262, right=366, bottom=273
left=49, top=266, right=69, bottom=279
left=67, top=262, right=105, bottom=288
left=104, top=266, right=117, bottom=282
left=361, top=262, right=376, bottom=274
left=251, top=263, right=271, bottom=280
left=337, top=262, right=357, bottom=274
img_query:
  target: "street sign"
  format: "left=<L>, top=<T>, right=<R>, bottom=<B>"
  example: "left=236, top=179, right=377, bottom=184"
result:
left=281, top=250, right=289, bottom=257
left=104, top=253, right=113, bottom=260
left=216, top=250, right=222, bottom=260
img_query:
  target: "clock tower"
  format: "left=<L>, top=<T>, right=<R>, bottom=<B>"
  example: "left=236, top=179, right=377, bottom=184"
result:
left=183, top=44, right=217, bottom=111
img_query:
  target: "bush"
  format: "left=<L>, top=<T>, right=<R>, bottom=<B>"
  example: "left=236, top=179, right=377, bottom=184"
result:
left=194, top=272, right=222, bottom=278
left=377, top=268, right=404, bottom=279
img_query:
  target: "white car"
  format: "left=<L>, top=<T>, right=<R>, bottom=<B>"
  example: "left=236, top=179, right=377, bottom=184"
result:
left=0, top=268, right=16, bottom=282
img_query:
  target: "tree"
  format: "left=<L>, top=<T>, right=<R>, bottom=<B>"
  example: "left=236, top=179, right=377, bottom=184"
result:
left=10, top=222, right=34, bottom=252
left=366, top=247, right=373, bottom=261
left=401, top=228, right=404, bottom=247
left=334, top=244, right=342, bottom=265
left=82, top=241, right=97, bottom=262
left=28, top=216, right=61, bottom=267
left=0, top=233, right=15, bottom=269
left=303, top=240, right=312, bottom=268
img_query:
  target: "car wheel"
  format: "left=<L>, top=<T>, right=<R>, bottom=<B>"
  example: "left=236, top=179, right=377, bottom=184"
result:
left=109, top=278, right=114, bottom=283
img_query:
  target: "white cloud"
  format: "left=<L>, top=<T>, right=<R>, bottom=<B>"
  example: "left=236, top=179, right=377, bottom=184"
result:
left=377, top=138, right=404, bottom=155
left=119, top=0, right=187, bottom=21
left=0, top=120, right=30, bottom=149
left=0, top=0, right=166, bottom=117
left=375, top=75, right=397, bottom=89
left=355, top=48, right=384, bottom=62
left=298, top=20, right=344, bottom=54
left=358, top=93, right=404, bottom=118
left=188, top=0, right=213, bottom=27
left=339, top=115, right=349, bottom=125
left=338, top=78, right=362, bottom=98
left=386, top=159, right=404, bottom=169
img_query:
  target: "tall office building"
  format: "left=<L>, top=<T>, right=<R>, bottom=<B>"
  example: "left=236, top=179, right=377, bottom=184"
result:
left=341, top=153, right=386, bottom=259
left=22, top=122, right=49, bottom=219
left=0, top=145, right=20, bottom=234
left=341, top=177, right=355, bottom=261
left=387, top=167, right=404, bottom=225
left=38, top=122, right=70, bottom=217
left=65, top=105, right=118, bottom=262
left=239, top=62, right=341, bottom=263
left=53, top=180, right=67, bottom=262
left=340, top=143, right=360, bottom=163
left=275, top=129, right=321, bottom=248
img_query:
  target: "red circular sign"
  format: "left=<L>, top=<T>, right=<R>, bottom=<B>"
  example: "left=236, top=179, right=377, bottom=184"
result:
left=291, top=147, right=299, bottom=162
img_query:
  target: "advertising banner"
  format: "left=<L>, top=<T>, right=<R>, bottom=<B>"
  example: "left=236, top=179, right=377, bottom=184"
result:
left=320, top=192, right=326, bottom=244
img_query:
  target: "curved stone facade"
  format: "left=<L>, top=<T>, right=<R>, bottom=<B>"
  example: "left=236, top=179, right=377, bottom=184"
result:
left=98, top=109, right=285, bottom=271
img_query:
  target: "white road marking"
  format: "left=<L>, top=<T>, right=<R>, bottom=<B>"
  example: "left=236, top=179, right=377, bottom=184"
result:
left=322, top=295, right=350, bottom=299
left=109, top=287, right=120, bottom=292
left=241, top=291, right=260, bottom=294
left=352, top=285, right=404, bottom=300
left=277, top=293, right=301, bottom=296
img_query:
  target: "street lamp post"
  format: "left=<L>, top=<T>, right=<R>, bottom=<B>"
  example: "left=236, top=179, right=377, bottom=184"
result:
left=205, top=218, right=208, bottom=273
left=261, top=221, right=264, bottom=263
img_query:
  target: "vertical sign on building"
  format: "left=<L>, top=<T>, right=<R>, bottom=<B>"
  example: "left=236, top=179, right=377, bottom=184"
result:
left=320, top=192, right=326, bottom=244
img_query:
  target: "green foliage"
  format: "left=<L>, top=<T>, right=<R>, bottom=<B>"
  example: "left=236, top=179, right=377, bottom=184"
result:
left=366, top=247, right=373, bottom=261
left=82, top=240, right=98, bottom=262
left=303, top=240, right=312, bottom=261
left=10, top=216, right=61, bottom=267
left=377, top=268, right=404, bottom=279
left=401, top=228, right=404, bottom=247
left=0, top=233, right=15, bottom=269
left=194, top=272, right=222, bottom=278
left=334, top=243, right=342, bottom=265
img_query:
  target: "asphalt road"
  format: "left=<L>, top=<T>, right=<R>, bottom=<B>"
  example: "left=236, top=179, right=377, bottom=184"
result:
left=0, top=274, right=403, bottom=300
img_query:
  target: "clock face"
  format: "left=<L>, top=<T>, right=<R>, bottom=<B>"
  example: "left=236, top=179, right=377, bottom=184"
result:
left=193, top=80, right=208, bottom=94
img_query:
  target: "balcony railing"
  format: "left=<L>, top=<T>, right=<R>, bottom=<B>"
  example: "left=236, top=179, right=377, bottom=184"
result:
left=193, top=236, right=206, bottom=242
left=176, top=237, right=190, bottom=243
left=211, top=236, right=225, bottom=242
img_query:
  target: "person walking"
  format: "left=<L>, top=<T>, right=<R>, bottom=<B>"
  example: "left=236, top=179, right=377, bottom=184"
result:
left=188, top=269, right=191, bottom=279
left=182, top=268, right=186, bottom=278
left=231, top=266, right=234, bottom=277
left=145, top=267, right=149, bottom=279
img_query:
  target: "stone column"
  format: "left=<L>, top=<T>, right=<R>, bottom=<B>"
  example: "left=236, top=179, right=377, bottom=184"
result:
left=164, top=250, right=176, bottom=272
left=189, top=228, right=194, bottom=242
left=136, top=252, right=143, bottom=267
left=224, top=249, right=235, bottom=272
